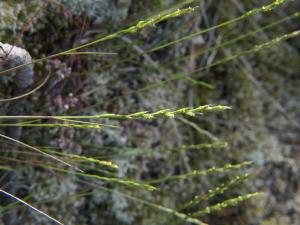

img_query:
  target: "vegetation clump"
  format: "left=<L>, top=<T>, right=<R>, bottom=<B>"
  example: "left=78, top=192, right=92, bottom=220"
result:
left=0, top=0, right=299, bottom=224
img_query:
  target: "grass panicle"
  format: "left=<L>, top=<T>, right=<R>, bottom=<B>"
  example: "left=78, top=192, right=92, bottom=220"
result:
left=181, top=174, right=250, bottom=210
left=190, top=192, right=263, bottom=217
left=147, top=161, right=252, bottom=184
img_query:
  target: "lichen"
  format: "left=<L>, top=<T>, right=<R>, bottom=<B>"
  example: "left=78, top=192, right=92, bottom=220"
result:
left=1, top=0, right=300, bottom=224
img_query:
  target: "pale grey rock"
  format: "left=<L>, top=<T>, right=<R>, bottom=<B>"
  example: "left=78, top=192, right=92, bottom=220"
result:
left=0, top=42, right=33, bottom=89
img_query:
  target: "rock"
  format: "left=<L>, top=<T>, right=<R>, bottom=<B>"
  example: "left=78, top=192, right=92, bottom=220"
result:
left=0, top=42, right=33, bottom=90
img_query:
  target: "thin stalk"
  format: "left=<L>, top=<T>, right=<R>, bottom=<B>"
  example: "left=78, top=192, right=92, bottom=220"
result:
left=0, top=105, right=230, bottom=121
left=0, top=133, right=83, bottom=172
left=195, top=29, right=300, bottom=73
left=0, top=7, right=195, bottom=77
left=0, top=189, right=63, bottom=225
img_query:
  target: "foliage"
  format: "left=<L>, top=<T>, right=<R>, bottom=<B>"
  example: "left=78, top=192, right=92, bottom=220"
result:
left=0, top=0, right=299, bottom=224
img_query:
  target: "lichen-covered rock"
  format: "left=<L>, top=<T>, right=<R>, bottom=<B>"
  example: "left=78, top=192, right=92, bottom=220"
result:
left=0, top=0, right=131, bottom=38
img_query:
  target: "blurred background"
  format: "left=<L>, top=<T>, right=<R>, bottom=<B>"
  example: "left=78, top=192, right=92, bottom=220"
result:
left=0, top=0, right=300, bottom=224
